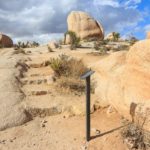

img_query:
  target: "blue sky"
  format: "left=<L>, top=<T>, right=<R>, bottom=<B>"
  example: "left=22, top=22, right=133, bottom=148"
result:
left=0, top=0, right=150, bottom=43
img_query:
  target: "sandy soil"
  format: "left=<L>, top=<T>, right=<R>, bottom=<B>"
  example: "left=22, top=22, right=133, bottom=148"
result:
left=0, top=46, right=128, bottom=150
left=0, top=109, right=127, bottom=150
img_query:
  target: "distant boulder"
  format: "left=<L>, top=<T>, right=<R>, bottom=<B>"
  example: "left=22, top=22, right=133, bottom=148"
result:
left=67, top=11, right=104, bottom=41
left=146, top=31, right=150, bottom=39
left=105, top=33, right=114, bottom=41
left=105, top=32, right=120, bottom=41
left=0, top=34, right=13, bottom=47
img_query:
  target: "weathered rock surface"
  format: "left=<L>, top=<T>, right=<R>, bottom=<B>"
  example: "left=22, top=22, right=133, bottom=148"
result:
left=93, top=39, right=150, bottom=130
left=0, top=49, right=30, bottom=131
left=0, top=34, right=13, bottom=47
left=67, top=11, right=104, bottom=40
left=146, top=31, right=150, bottom=39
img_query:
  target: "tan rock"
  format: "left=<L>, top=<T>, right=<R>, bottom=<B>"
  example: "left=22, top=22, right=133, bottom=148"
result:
left=146, top=31, right=150, bottom=39
left=0, top=34, right=13, bottom=47
left=105, top=33, right=114, bottom=41
left=93, top=40, right=150, bottom=131
left=67, top=11, right=104, bottom=40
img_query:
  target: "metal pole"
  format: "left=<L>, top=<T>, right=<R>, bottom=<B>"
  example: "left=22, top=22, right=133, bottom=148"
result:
left=86, top=76, right=90, bottom=141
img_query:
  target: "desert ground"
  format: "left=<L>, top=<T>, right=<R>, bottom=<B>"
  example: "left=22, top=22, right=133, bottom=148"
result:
left=0, top=10, right=150, bottom=150
left=0, top=45, right=131, bottom=150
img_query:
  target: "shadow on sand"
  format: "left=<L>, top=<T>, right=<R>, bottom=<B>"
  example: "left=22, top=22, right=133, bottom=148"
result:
left=91, top=124, right=130, bottom=140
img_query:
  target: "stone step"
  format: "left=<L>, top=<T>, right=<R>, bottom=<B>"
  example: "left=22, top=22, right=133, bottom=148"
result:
left=23, top=84, right=55, bottom=96
left=21, top=75, right=55, bottom=85
left=25, top=95, right=62, bottom=118
left=24, top=66, right=54, bottom=77
left=24, top=94, right=96, bottom=118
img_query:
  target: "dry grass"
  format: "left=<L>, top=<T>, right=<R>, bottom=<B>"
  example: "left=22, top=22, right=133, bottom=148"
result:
left=121, top=115, right=150, bottom=150
left=49, top=54, right=95, bottom=94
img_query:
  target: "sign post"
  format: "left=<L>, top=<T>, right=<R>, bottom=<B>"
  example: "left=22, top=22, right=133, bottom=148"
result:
left=81, top=70, right=95, bottom=142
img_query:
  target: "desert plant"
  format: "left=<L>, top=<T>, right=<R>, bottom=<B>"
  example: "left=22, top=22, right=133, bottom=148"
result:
left=99, top=47, right=107, bottom=54
left=121, top=112, right=150, bottom=150
left=49, top=54, right=94, bottom=93
left=129, top=36, right=138, bottom=46
left=47, top=46, right=54, bottom=52
left=14, top=41, right=39, bottom=49
left=112, top=32, right=120, bottom=41
left=94, top=41, right=100, bottom=50
left=64, top=31, right=80, bottom=50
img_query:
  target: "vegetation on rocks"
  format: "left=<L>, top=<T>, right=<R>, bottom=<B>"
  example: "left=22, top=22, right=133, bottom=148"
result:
left=64, top=31, right=80, bottom=50
left=14, top=41, right=39, bottom=49
left=112, top=32, right=120, bottom=41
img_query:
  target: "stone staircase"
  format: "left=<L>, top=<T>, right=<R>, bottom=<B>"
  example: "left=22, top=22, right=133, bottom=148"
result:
left=21, top=60, right=89, bottom=119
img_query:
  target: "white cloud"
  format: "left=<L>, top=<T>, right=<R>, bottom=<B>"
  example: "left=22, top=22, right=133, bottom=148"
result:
left=0, top=0, right=143, bottom=43
left=144, top=24, right=150, bottom=32
left=93, top=0, right=119, bottom=7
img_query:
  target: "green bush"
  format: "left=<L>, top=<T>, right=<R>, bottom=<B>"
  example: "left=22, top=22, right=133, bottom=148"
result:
left=112, top=32, right=120, bottom=41
left=64, top=31, right=80, bottom=50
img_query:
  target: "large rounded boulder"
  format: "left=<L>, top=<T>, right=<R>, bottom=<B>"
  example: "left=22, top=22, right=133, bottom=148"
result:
left=0, top=34, right=13, bottom=47
left=67, top=11, right=104, bottom=41
left=93, top=39, right=150, bottom=130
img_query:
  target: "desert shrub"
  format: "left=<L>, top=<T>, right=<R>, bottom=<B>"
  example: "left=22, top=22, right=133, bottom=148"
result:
left=94, top=40, right=109, bottom=50
left=50, top=54, right=88, bottom=77
left=121, top=114, right=150, bottom=150
left=99, top=47, right=107, bottom=54
left=64, top=31, right=80, bottom=50
left=121, top=123, right=150, bottom=150
left=112, top=32, right=120, bottom=41
left=94, top=41, right=100, bottom=50
left=14, top=41, right=39, bottom=49
left=47, top=46, right=54, bottom=52
left=129, top=36, right=138, bottom=46
left=57, top=77, right=85, bottom=93
left=49, top=54, right=94, bottom=93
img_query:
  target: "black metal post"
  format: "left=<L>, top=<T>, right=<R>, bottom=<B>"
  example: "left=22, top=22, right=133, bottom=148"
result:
left=86, top=76, right=90, bottom=141
left=81, top=70, right=94, bottom=142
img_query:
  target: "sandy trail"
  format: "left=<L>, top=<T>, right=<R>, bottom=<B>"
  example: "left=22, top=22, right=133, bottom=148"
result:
left=0, top=47, right=128, bottom=150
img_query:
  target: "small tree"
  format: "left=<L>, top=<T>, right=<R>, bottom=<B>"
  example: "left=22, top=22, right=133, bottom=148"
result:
left=112, top=32, right=120, bottom=41
left=64, top=31, right=80, bottom=50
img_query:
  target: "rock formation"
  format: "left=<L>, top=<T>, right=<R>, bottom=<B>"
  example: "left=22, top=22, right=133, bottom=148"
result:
left=146, top=31, right=150, bottom=39
left=0, top=34, right=13, bottom=47
left=67, top=11, right=104, bottom=41
left=93, top=39, right=150, bottom=130
left=105, top=32, right=114, bottom=40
